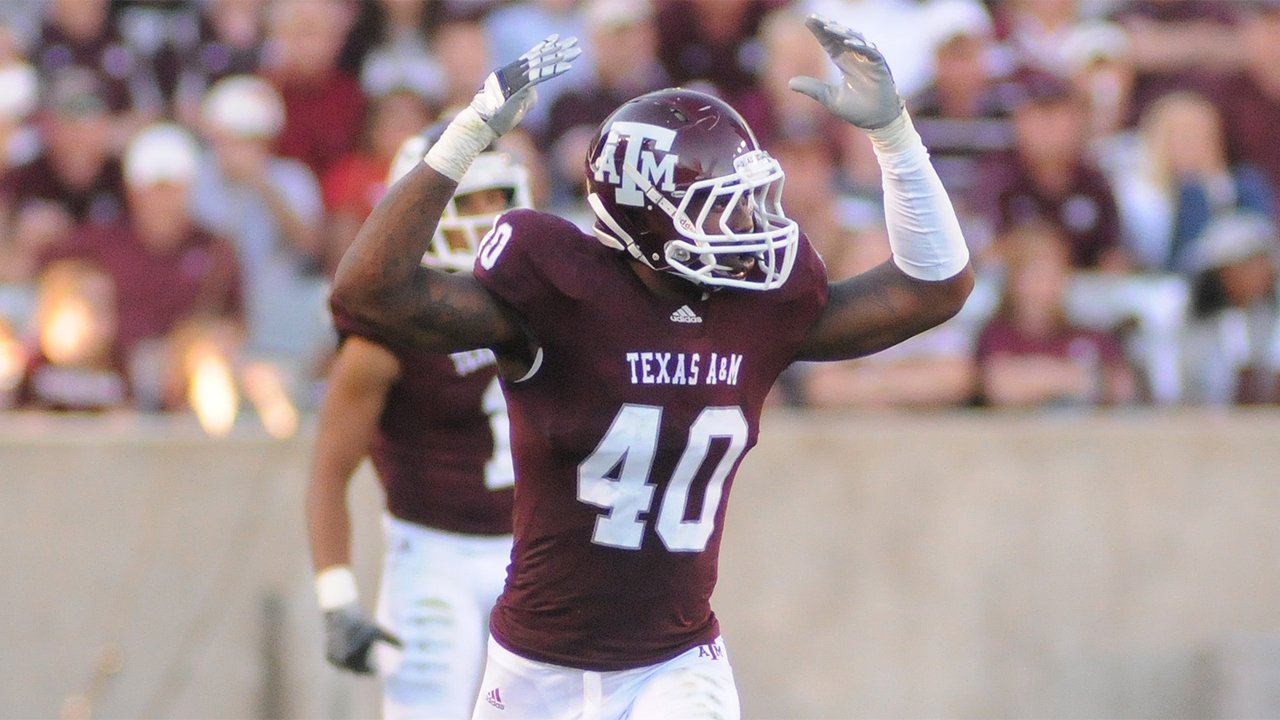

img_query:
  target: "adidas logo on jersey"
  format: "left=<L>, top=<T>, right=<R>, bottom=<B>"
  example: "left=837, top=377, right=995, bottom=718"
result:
left=670, top=305, right=703, bottom=324
left=485, top=687, right=505, bottom=710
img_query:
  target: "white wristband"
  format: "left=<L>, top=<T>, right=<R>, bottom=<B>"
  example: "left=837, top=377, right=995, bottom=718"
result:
left=424, top=107, right=498, bottom=182
left=867, top=110, right=970, bottom=281
left=315, top=565, right=359, bottom=610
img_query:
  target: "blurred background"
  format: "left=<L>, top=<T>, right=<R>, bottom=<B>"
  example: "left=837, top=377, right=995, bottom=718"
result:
left=1, top=0, right=1279, bottom=718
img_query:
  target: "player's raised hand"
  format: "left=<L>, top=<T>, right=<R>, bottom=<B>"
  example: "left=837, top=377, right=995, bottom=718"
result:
left=427, top=34, right=579, bottom=181
left=788, top=14, right=904, bottom=130
left=471, top=34, right=581, bottom=136
left=323, top=603, right=402, bottom=675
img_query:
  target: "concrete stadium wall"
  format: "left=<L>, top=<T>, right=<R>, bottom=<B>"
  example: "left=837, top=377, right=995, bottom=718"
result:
left=2, top=410, right=1279, bottom=719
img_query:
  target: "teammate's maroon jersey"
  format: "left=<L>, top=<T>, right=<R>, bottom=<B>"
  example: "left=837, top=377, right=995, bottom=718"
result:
left=332, top=310, right=515, bottom=536
left=473, top=208, right=828, bottom=670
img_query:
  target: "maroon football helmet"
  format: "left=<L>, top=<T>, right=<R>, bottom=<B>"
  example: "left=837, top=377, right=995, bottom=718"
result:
left=585, top=88, right=798, bottom=291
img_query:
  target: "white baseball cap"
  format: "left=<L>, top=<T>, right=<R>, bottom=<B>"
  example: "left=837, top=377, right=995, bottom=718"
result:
left=0, top=62, right=38, bottom=121
left=926, top=0, right=994, bottom=49
left=123, top=123, right=201, bottom=187
left=201, top=75, right=285, bottom=139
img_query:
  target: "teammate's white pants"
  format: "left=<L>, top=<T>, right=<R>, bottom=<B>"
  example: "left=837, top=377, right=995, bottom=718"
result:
left=375, top=515, right=512, bottom=720
left=471, top=635, right=740, bottom=720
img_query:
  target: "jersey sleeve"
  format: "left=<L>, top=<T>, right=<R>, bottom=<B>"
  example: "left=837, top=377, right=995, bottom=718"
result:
left=472, top=208, right=591, bottom=321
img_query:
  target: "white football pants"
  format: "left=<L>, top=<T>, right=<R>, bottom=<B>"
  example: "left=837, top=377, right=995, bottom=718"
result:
left=471, top=635, right=740, bottom=720
left=374, top=515, right=512, bottom=720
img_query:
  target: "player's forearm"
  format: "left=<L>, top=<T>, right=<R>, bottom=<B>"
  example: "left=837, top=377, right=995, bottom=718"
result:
left=305, top=349, right=392, bottom=572
left=306, top=475, right=355, bottom=571
left=330, top=163, right=458, bottom=335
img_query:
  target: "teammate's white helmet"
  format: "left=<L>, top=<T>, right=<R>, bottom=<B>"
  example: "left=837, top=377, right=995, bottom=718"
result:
left=387, top=124, right=532, bottom=271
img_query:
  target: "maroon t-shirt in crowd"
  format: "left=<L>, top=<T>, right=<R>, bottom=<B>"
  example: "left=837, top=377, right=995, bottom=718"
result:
left=981, top=154, right=1123, bottom=269
left=42, top=221, right=242, bottom=359
left=0, top=154, right=127, bottom=227
left=270, top=71, right=367, bottom=179
left=473, top=208, right=828, bottom=671
left=1212, top=72, right=1280, bottom=209
left=976, top=315, right=1127, bottom=367
left=330, top=310, right=515, bottom=536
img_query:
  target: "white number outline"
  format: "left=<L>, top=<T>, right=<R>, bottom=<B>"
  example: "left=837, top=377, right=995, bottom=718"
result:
left=577, top=404, right=748, bottom=552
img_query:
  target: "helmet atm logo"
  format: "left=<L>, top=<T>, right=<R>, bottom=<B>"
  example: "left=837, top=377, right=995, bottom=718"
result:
left=592, top=121, right=679, bottom=207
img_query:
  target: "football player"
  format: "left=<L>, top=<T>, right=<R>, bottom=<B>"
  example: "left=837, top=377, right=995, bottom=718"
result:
left=306, top=125, right=532, bottom=719
left=332, top=16, right=973, bottom=719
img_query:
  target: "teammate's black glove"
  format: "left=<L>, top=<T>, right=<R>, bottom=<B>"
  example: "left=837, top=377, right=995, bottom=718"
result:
left=323, top=603, right=402, bottom=675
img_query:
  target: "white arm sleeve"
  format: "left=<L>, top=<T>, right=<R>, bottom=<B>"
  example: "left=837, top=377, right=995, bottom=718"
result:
left=866, top=111, right=970, bottom=281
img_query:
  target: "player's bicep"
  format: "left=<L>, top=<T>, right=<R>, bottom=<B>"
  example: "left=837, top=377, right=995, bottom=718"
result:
left=382, top=267, right=525, bottom=354
left=796, top=260, right=971, bottom=362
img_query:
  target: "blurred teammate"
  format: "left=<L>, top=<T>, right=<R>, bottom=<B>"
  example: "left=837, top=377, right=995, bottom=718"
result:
left=306, top=125, right=532, bottom=719
left=333, top=18, right=973, bottom=717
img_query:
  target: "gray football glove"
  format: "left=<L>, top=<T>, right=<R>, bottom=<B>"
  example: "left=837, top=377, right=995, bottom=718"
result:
left=471, top=34, right=580, bottom=136
left=323, top=603, right=401, bottom=675
left=788, top=14, right=904, bottom=130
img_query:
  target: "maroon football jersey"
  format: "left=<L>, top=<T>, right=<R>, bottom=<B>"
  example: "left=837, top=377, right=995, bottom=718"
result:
left=332, top=311, right=515, bottom=536
left=473, top=208, right=828, bottom=670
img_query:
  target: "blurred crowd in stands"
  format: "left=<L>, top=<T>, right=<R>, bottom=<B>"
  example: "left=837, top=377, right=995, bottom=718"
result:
left=0, top=0, right=1278, bottom=422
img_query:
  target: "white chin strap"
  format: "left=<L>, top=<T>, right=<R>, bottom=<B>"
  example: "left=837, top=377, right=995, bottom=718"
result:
left=586, top=159, right=706, bottom=273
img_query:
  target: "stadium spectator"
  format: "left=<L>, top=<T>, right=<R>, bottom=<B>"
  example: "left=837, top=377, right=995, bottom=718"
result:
left=431, top=16, right=495, bottom=113
left=201, top=0, right=269, bottom=80
left=15, top=258, right=128, bottom=411
left=308, top=124, right=532, bottom=719
left=0, top=59, right=40, bottom=279
left=332, top=18, right=973, bottom=712
left=1180, top=211, right=1280, bottom=405
left=322, top=87, right=434, bottom=275
left=484, top=0, right=590, bottom=137
left=117, top=0, right=268, bottom=129
left=977, top=68, right=1129, bottom=272
left=541, top=0, right=668, bottom=219
left=0, top=32, right=38, bottom=172
left=1111, top=91, right=1274, bottom=274
left=757, top=6, right=834, bottom=142
left=990, top=0, right=1088, bottom=73
left=799, top=0, right=941, bottom=101
left=356, top=0, right=443, bottom=106
left=39, top=123, right=242, bottom=410
left=0, top=66, right=126, bottom=283
left=262, top=0, right=365, bottom=179
left=908, top=0, right=1013, bottom=230
left=653, top=0, right=781, bottom=141
left=189, top=74, right=326, bottom=360
left=29, top=0, right=138, bottom=118
left=1106, top=0, right=1244, bottom=124
left=1058, top=21, right=1135, bottom=152
left=976, top=220, right=1137, bottom=408
left=1210, top=1, right=1280, bottom=211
